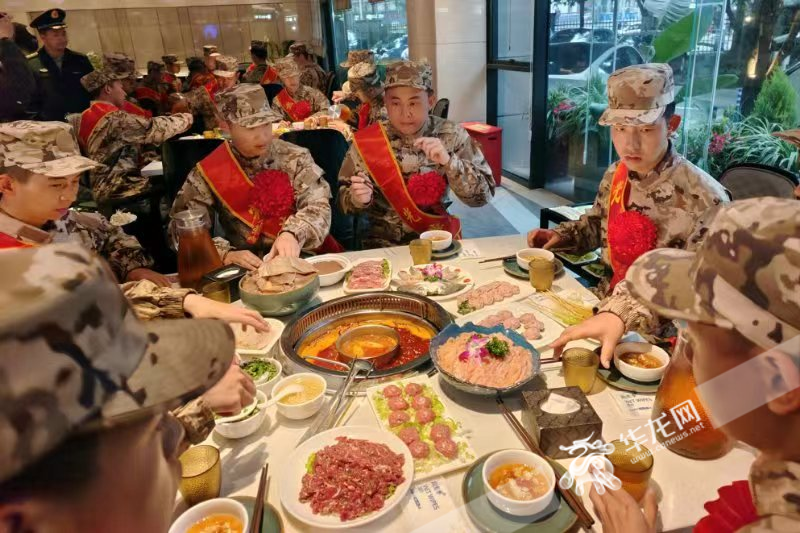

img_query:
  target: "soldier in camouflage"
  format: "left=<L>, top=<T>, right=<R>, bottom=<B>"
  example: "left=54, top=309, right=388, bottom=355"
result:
left=176, top=54, right=239, bottom=131
left=75, top=67, right=193, bottom=202
left=0, top=242, right=256, bottom=530
left=338, top=60, right=495, bottom=249
left=332, top=49, right=375, bottom=104
left=271, top=57, right=330, bottom=122
left=289, top=41, right=328, bottom=93
left=162, top=54, right=184, bottom=94
left=542, top=64, right=730, bottom=367
left=243, top=40, right=278, bottom=85
left=170, top=84, right=332, bottom=269
left=345, top=61, right=387, bottom=129
left=590, top=198, right=800, bottom=533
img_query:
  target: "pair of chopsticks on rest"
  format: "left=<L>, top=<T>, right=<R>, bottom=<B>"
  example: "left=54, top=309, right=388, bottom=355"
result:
left=250, top=463, right=270, bottom=533
left=496, top=396, right=595, bottom=530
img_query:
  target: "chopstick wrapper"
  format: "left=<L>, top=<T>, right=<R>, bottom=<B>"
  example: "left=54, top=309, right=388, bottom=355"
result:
left=521, top=387, right=603, bottom=459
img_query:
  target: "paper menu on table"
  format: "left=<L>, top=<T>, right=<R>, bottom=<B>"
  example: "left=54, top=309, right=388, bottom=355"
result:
left=402, top=477, right=472, bottom=533
left=611, top=390, right=655, bottom=420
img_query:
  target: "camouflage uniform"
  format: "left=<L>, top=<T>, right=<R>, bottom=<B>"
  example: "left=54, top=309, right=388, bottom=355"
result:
left=170, top=84, right=332, bottom=257
left=182, top=85, right=220, bottom=130
left=243, top=41, right=277, bottom=85
left=162, top=54, right=184, bottom=95
left=338, top=60, right=495, bottom=249
left=551, top=64, right=729, bottom=333
left=626, top=198, right=800, bottom=533
left=0, top=242, right=234, bottom=483
left=290, top=42, right=328, bottom=93
left=272, top=58, right=330, bottom=121
left=340, top=49, right=375, bottom=69
left=347, top=61, right=387, bottom=128
left=77, top=68, right=193, bottom=202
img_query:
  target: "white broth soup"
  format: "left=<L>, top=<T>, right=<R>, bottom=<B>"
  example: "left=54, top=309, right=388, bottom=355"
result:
left=489, top=463, right=550, bottom=501
left=278, top=376, right=324, bottom=405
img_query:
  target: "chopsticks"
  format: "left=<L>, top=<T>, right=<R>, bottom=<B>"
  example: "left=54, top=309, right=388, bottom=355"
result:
left=496, top=396, right=595, bottom=530
left=250, top=463, right=269, bottom=533
left=478, top=254, right=515, bottom=264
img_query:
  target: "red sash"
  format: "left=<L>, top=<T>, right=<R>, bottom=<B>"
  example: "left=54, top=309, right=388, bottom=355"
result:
left=134, top=86, right=163, bottom=104
left=196, top=143, right=343, bottom=253
left=275, top=89, right=307, bottom=122
left=352, top=123, right=462, bottom=238
left=0, top=233, right=32, bottom=249
left=162, top=73, right=182, bottom=94
left=78, top=102, right=118, bottom=149
left=190, top=73, right=217, bottom=92
left=357, top=102, right=371, bottom=130
left=247, top=64, right=279, bottom=85
left=121, top=100, right=152, bottom=119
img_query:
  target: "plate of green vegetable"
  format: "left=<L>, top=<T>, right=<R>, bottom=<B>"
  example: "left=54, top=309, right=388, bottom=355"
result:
left=556, top=250, right=599, bottom=265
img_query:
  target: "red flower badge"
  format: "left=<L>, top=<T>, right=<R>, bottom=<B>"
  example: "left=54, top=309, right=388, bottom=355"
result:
left=607, top=210, right=658, bottom=288
left=292, top=100, right=312, bottom=121
left=407, top=171, right=447, bottom=208
left=247, top=170, right=295, bottom=244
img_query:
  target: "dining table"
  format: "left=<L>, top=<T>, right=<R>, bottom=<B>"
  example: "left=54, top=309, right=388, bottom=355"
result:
left=183, top=234, right=756, bottom=532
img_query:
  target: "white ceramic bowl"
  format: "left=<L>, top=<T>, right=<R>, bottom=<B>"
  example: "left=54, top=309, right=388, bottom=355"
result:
left=516, top=248, right=555, bottom=271
left=305, top=254, right=352, bottom=287
left=168, top=497, right=249, bottom=533
left=272, top=373, right=326, bottom=420
left=420, top=230, right=453, bottom=251
left=291, top=121, right=305, bottom=130
left=239, top=357, right=282, bottom=395
left=482, top=449, right=556, bottom=517
left=614, top=342, right=669, bottom=382
left=214, top=390, right=268, bottom=439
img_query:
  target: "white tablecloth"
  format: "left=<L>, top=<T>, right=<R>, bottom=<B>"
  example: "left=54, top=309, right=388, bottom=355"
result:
left=188, top=235, right=754, bottom=532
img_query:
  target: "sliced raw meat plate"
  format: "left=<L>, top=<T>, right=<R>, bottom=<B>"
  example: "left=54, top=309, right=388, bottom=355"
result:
left=382, top=385, right=402, bottom=398
left=524, top=327, right=542, bottom=340
left=415, top=408, right=435, bottom=424
left=411, top=395, right=432, bottom=410
left=497, top=310, right=513, bottom=320
left=388, top=397, right=409, bottom=411
left=435, top=438, right=458, bottom=459
left=389, top=411, right=410, bottom=427
left=404, top=383, right=423, bottom=396
left=502, top=317, right=521, bottom=329
left=429, top=423, right=452, bottom=442
left=398, top=427, right=420, bottom=444
left=408, top=440, right=431, bottom=459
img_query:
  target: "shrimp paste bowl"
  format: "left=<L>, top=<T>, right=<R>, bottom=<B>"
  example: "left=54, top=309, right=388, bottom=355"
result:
left=482, top=449, right=556, bottom=517
left=429, top=322, right=541, bottom=396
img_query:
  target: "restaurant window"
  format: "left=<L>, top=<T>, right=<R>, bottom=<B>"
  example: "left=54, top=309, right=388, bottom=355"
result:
left=328, top=0, right=408, bottom=75
left=489, top=0, right=800, bottom=201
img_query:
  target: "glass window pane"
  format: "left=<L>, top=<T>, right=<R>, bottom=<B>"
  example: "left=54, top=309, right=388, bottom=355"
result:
left=331, top=0, right=408, bottom=69
left=494, top=0, right=533, bottom=62
left=497, top=70, right=532, bottom=178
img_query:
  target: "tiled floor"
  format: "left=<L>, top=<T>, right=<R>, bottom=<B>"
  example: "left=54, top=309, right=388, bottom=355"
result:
left=449, top=177, right=574, bottom=238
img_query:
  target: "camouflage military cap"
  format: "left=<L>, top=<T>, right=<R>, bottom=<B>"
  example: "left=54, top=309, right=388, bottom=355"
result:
left=773, top=129, right=800, bottom=148
left=348, top=62, right=382, bottom=92
left=203, top=44, right=220, bottom=57
left=213, top=55, right=239, bottom=78
left=103, top=52, right=136, bottom=78
left=627, top=198, right=800, bottom=350
left=147, top=60, right=165, bottom=72
left=0, top=242, right=234, bottom=483
left=215, top=84, right=282, bottom=127
left=81, top=67, right=127, bottom=93
left=275, top=56, right=301, bottom=79
left=599, top=63, right=675, bottom=126
left=162, top=54, right=182, bottom=65
left=341, top=49, right=375, bottom=68
left=289, top=42, right=311, bottom=57
left=0, top=121, right=99, bottom=178
left=384, top=60, right=433, bottom=92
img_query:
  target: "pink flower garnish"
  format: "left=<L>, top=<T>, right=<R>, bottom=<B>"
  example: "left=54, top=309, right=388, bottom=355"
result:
left=459, top=334, right=489, bottom=363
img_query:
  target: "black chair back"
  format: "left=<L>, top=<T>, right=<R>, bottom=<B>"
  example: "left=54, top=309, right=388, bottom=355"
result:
left=719, top=163, right=799, bottom=200
left=161, top=138, right=224, bottom=203
left=280, top=129, right=356, bottom=249
left=262, top=83, right=284, bottom=105
left=432, top=98, right=450, bottom=119
left=324, top=71, right=338, bottom=100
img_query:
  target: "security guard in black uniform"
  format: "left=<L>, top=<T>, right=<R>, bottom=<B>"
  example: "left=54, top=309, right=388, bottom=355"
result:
left=27, top=9, right=93, bottom=121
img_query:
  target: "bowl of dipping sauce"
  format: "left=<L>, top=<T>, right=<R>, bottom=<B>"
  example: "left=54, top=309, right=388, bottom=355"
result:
left=335, top=324, right=400, bottom=367
left=482, top=449, right=556, bottom=517
left=516, top=248, right=555, bottom=271
left=420, top=230, right=453, bottom=251
left=614, top=342, right=669, bottom=382
left=169, top=497, right=248, bottom=533
left=214, top=390, right=268, bottom=440
left=305, top=254, right=352, bottom=287
left=271, top=373, right=327, bottom=420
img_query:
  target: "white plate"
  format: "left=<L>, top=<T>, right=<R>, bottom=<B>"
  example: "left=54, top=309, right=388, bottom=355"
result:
left=455, top=301, right=564, bottom=350
left=556, top=250, right=600, bottom=265
left=279, top=426, right=414, bottom=529
left=342, top=257, right=392, bottom=294
left=232, top=318, right=285, bottom=357
left=441, top=278, right=534, bottom=319
left=365, top=375, right=477, bottom=481
left=391, top=263, right=474, bottom=301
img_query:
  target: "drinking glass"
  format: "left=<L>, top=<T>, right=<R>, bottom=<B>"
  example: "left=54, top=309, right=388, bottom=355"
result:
left=201, top=281, right=231, bottom=303
left=409, top=239, right=433, bottom=265
left=562, top=348, right=599, bottom=393
left=179, top=445, right=221, bottom=506
left=528, top=257, right=555, bottom=291
left=607, top=439, right=654, bottom=501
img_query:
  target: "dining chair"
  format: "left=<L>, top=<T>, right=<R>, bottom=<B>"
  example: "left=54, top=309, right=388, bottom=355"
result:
left=432, top=98, right=450, bottom=119
left=718, top=163, right=799, bottom=200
